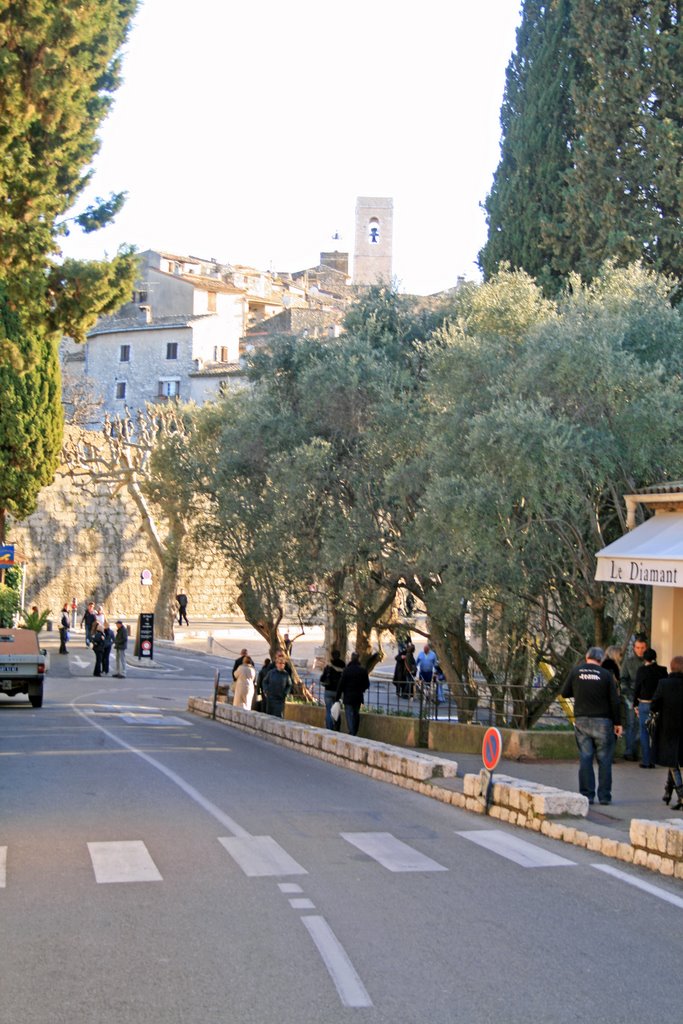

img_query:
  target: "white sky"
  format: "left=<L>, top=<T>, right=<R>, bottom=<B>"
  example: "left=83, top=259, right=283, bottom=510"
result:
left=60, top=0, right=522, bottom=296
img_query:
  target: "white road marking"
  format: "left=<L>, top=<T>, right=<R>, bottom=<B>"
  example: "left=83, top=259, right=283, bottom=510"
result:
left=0, top=846, right=6, bottom=888
left=340, top=832, right=447, bottom=872
left=301, top=915, right=372, bottom=1008
left=289, top=898, right=315, bottom=909
left=88, top=841, right=163, bottom=883
left=72, top=699, right=250, bottom=838
left=456, top=830, right=577, bottom=868
left=218, top=835, right=308, bottom=877
left=278, top=882, right=303, bottom=893
left=119, top=714, right=189, bottom=726
left=593, top=863, right=683, bottom=909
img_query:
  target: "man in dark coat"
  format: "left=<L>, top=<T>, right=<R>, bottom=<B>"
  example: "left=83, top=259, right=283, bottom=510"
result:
left=562, top=646, right=623, bottom=805
left=336, top=652, right=370, bottom=736
left=262, top=650, right=292, bottom=718
left=651, top=655, right=683, bottom=809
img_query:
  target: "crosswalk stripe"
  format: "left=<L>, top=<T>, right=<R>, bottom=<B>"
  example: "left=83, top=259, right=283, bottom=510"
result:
left=340, top=832, right=447, bottom=872
left=218, top=835, right=308, bottom=877
left=456, top=830, right=577, bottom=868
left=87, top=840, right=163, bottom=883
left=0, top=846, right=6, bottom=888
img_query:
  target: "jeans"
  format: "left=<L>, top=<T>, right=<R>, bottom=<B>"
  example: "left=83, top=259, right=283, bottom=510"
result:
left=574, top=717, right=616, bottom=803
left=324, top=692, right=341, bottom=731
left=345, top=703, right=361, bottom=736
left=637, top=702, right=653, bottom=766
left=622, top=697, right=638, bottom=757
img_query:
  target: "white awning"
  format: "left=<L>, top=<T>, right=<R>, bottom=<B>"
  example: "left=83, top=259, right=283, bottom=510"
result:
left=595, top=513, right=683, bottom=589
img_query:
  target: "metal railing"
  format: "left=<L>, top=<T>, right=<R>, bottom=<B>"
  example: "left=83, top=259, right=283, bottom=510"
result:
left=303, top=670, right=570, bottom=730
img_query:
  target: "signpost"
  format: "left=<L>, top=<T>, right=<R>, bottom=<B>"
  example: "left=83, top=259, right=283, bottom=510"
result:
left=0, top=545, right=15, bottom=567
left=481, top=726, right=503, bottom=814
left=137, top=612, right=154, bottom=661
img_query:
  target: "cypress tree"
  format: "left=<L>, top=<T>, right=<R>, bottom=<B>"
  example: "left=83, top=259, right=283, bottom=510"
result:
left=0, top=2, right=139, bottom=542
left=478, top=0, right=574, bottom=295
left=554, top=0, right=682, bottom=284
left=482, top=1, right=682, bottom=294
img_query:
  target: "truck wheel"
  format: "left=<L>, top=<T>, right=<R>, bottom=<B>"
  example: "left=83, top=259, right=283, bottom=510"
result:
left=29, top=692, right=43, bottom=708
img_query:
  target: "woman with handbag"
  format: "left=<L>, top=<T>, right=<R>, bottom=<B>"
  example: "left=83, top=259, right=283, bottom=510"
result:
left=650, top=655, right=683, bottom=809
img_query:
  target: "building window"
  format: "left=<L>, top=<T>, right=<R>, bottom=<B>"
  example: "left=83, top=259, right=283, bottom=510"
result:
left=166, top=342, right=178, bottom=360
left=115, top=382, right=126, bottom=400
left=368, top=217, right=380, bottom=244
left=158, top=380, right=180, bottom=398
left=120, top=344, right=130, bottom=362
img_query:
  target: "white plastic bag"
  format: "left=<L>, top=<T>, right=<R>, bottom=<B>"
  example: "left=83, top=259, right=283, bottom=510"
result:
left=330, top=700, right=342, bottom=723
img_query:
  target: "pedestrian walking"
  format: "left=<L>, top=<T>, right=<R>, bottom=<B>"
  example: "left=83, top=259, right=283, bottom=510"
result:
left=80, top=602, right=96, bottom=647
left=176, top=591, right=189, bottom=626
left=70, top=596, right=78, bottom=629
left=620, top=633, right=648, bottom=760
left=59, top=604, right=69, bottom=654
left=101, top=620, right=114, bottom=675
left=232, top=648, right=248, bottom=679
left=336, top=652, right=369, bottom=736
left=561, top=646, right=623, bottom=805
left=321, top=650, right=346, bottom=730
left=233, top=655, right=256, bottom=709
left=262, top=650, right=292, bottom=718
left=91, top=623, right=106, bottom=676
left=633, top=648, right=667, bottom=768
left=651, top=656, right=683, bottom=810
left=112, top=620, right=128, bottom=678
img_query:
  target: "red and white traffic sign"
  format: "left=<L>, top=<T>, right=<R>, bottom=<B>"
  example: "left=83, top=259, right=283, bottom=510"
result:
left=482, top=727, right=503, bottom=771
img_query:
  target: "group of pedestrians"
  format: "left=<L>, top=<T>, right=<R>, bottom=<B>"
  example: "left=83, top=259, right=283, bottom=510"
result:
left=77, top=601, right=129, bottom=677
left=393, top=638, right=444, bottom=702
left=563, top=639, right=683, bottom=810
left=230, top=647, right=293, bottom=718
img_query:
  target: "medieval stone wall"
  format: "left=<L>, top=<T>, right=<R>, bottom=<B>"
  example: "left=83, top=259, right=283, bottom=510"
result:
left=10, top=463, right=239, bottom=622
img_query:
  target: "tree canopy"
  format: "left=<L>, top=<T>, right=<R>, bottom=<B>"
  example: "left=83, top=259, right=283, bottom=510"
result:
left=479, top=0, right=682, bottom=296
left=0, top=1, right=139, bottom=540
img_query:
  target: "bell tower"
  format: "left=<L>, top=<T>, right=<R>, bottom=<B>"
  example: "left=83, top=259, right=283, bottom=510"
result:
left=353, top=196, right=393, bottom=286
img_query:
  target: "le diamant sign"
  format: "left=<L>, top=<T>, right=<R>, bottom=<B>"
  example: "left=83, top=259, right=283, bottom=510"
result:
left=596, top=558, right=680, bottom=587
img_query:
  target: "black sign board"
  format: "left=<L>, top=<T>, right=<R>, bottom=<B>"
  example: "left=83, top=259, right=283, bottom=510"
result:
left=137, top=612, right=154, bottom=660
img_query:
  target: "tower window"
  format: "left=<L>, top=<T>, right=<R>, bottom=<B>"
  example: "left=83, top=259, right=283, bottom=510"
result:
left=369, top=217, right=380, bottom=244
left=119, top=344, right=130, bottom=362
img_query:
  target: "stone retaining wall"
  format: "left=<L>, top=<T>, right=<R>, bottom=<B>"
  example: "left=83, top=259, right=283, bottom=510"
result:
left=630, top=818, right=683, bottom=879
left=188, top=697, right=456, bottom=786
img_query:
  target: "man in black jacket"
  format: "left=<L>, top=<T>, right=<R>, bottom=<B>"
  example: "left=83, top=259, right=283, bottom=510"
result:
left=336, top=652, right=370, bottom=736
left=562, top=646, right=623, bottom=805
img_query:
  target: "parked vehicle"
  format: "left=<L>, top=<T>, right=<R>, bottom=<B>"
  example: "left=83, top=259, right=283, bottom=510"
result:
left=0, top=628, right=50, bottom=708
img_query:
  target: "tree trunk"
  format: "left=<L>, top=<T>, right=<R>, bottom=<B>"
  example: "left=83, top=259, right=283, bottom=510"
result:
left=324, top=571, right=348, bottom=658
left=236, top=584, right=315, bottom=701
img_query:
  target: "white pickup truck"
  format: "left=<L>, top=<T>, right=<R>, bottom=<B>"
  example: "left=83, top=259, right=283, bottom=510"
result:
left=0, top=628, right=50, bottom=707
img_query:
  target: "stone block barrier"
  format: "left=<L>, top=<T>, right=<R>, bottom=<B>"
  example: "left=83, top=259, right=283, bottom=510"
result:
left=463, top=770, right=590, bottom=819
left=187, top=698, right=457, bottom=787
left=629, top=818, right=683, bottom=880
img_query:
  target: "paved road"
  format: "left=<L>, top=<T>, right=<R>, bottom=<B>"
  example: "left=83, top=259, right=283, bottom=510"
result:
left=1, top=641, right=682, bottom=1023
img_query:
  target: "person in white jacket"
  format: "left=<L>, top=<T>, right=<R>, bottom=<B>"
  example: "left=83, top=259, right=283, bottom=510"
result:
left=233, top=656, right=256, bottom=709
